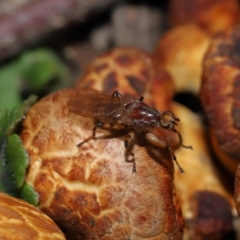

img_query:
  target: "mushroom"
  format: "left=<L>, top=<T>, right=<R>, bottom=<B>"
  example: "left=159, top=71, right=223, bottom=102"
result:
left=200, top=24, right=240, bottom=216
left=171, top=102, right=235, bottom=239
left=200, top=24, right=240, bottom=175
left=0, top=192, right=65, bottom=240
left=75, top=47, right=175, bottom=109
left=172, top=102, right=234, bottom=210
left=168, top=0, right=240, bottom=35
left=155, top=24, right=210, bottom=94
left=20, top=87, right=185, bottom=239
left=22, top=43, right=240, bottom=238
left=189, top=191, right=233, bottom=240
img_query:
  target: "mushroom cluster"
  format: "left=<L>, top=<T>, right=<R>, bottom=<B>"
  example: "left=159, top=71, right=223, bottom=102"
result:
left=0, top=192, right=65, bottom=240
left=17, top=0, right=240, bottom=239
left=20, top=48, right=185, bottom=239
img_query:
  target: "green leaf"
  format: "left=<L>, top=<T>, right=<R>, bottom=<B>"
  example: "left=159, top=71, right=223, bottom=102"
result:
left=0, top=94, right=37, bottom=139
left=5, top=134, right=29, bottom=189
left=0, top=97, right=38, bottom=205
left=0, top=48, right=70, bottom=111
left=20, top=183, right=39, bottom=207
left=0, top=64, right=22, bottom=109
left=0, top=134, right=29, bottom=195
left=0, top=108, right=16, bottom=193
left=0, top=139, right=7, bottom=191
left=0, top=108, right=23, bottom=139
left=17, top=48, right=69, bottom=92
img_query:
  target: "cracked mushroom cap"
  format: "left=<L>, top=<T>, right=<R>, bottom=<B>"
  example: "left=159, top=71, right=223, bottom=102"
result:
left=0, top=192, right=65, bottom=240
left=75, top=47, right=175, bottom=111
left=20, top=87, right=184, bottom=240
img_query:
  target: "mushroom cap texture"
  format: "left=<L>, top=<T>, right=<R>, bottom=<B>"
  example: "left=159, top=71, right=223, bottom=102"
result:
left=200, top=24, right=240, bottom=175
left=0, top=192, right=66, bottom=240
left=20, top=87, right=184, bottom=240
left=75, top=47, right=175, bottom=111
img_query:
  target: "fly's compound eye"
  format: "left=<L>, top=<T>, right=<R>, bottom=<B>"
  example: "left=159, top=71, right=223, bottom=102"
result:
left=160, top=111, right=179, bottom=129
left=160, top=118, right=171, bottom=128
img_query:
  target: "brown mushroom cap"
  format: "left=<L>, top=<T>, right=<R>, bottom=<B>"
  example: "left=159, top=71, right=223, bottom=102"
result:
left=200, top=24, right=240, bottom=175
left=199, top=24, right=240, bottom=218
left=190, top=191, right=233, bottom=239
left=20, top=87, right=184, bottom=240
left=75, top=47, right=175, bottom=110
left=168, top=0, right=240, bottom=35
left=155, top=24, right=210, bottom=94
left=0, top=192, right=65, bottom=240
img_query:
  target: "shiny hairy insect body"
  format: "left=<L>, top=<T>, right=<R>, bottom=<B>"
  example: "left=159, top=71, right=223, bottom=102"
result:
left=67, top=90, right=193, bottom=173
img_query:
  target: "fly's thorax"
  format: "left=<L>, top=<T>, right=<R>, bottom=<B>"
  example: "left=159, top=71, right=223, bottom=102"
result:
left=124, top=102, right=160, bottom=127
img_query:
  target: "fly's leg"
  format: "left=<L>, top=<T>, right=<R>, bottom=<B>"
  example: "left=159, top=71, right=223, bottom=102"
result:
left=112, top=90, right=122, bottom=100
left=171, top=128, right=193, bottom=150
left=145, top=132, right=184, bottom=174
left=77, top=127, right=97, bottom=147
left=124, top=130, right=136, bottom=173
left=97, top=122, right=125, bottom=130
left=112, top=90, right=144, bottom=103
left=77, top=121, right=125, bottom=147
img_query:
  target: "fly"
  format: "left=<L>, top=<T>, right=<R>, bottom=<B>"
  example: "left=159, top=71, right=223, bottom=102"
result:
left=67, top=90, right=193, bottom=173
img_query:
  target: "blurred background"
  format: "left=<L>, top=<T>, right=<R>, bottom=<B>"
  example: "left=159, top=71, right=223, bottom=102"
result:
left=0, top=0, right=182, bottom=110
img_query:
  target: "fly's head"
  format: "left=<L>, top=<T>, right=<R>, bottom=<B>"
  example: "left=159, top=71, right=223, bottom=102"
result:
left=159, top=111, right=179, bottom=130
left=158, top=110, right=193, bottom=150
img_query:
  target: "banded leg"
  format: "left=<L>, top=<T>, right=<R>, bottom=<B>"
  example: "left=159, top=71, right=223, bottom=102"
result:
left=124, top=130, right=136, bottom=173
left=145, top=132, right=184, bottom=174
left=77, top=121, right=125, bottom=147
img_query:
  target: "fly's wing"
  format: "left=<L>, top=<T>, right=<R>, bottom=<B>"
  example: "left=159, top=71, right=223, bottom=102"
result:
left=67, top=93, right=131, bottom=123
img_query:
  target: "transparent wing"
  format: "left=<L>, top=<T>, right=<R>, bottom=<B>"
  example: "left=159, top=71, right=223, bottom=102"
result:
left=67, top=93, right=131, bottom=123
